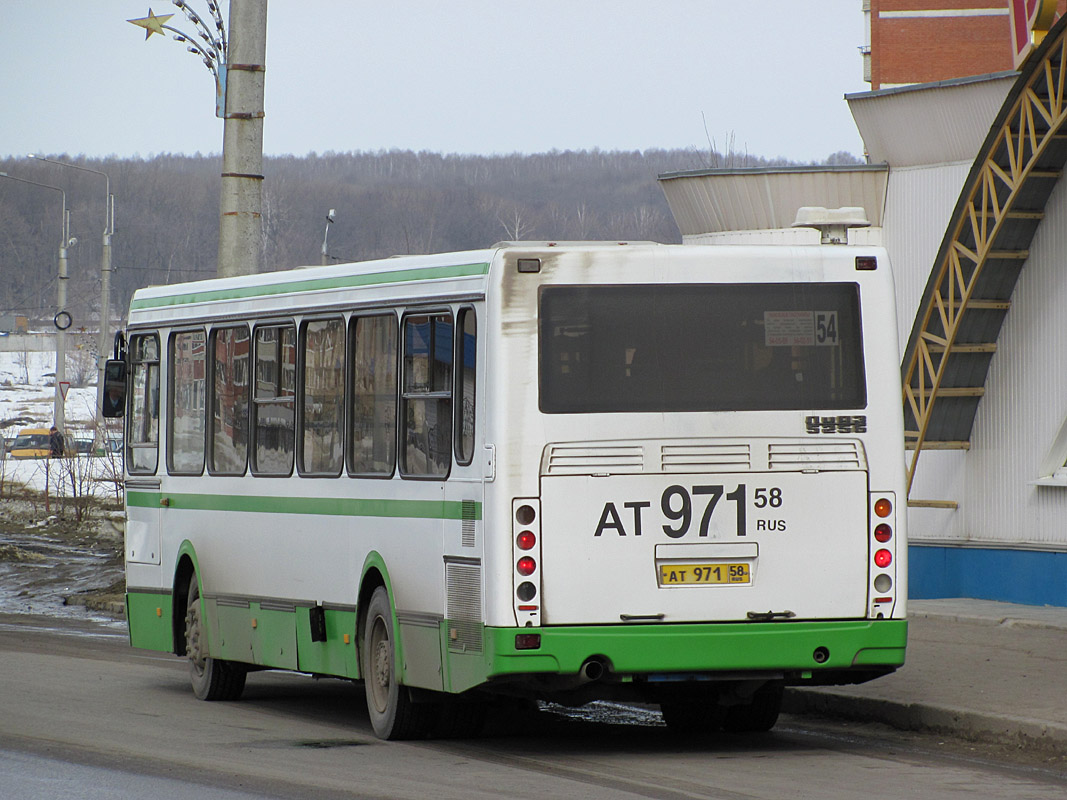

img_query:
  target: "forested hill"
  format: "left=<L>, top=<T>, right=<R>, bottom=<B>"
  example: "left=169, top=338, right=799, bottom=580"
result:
left=0, top=147, right=861, bottom=326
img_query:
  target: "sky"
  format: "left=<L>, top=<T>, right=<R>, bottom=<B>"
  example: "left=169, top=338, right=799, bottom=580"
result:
left=1, top=1, right=869, bottom=162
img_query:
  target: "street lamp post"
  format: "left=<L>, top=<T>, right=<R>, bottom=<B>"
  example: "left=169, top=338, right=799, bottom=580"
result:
left=321, top=209, right=335, bottom=266
left=0, top=172, right=74, bottom=433
left=28, top=155, right=115, bottom=438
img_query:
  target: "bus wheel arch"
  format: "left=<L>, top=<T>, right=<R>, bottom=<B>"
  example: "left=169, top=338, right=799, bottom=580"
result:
left=171, top=550, right=199, bottom=657
left=355, top=552, right=396, bottom=670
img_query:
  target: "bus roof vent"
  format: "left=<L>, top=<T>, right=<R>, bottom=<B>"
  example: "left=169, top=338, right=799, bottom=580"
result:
left=791, top=206, right=870, bottom=245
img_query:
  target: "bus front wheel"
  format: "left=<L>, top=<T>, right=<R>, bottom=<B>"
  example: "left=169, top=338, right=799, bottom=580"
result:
left=185, top=574, right=246, bottom=701
left=362, top=586, right=436, bottom=740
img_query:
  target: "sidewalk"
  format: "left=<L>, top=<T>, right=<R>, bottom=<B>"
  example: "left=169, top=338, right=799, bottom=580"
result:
left=784, top=599, right=1067, bottom=755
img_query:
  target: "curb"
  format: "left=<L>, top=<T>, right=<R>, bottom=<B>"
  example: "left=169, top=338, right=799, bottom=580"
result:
left=784, top=688, right=1067, bottom=757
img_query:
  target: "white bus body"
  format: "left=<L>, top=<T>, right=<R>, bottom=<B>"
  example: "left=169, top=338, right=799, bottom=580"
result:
left=117, top=241, right=907, bottom=739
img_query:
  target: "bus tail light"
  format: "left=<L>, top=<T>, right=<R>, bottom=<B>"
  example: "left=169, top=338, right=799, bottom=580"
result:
left=512, top=498, right=542, bottom=628
left=869, top=493, right=898, bottom=618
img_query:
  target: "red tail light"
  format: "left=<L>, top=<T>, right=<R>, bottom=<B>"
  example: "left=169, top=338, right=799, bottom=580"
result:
left=874, top=524, right=892, bottom=543
left=874, top=549, right=892, bottom=568
left=516, top=531, right=536, bottom=550
left=517, top=556, right=536, bottom=576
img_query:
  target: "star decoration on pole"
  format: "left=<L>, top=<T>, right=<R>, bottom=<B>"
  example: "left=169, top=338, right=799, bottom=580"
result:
left=128, top=2, right=229, bottom=116
left=127, top=9, right=174, bottom=40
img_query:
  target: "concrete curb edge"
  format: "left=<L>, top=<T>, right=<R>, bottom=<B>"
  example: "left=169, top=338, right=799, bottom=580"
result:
left=784, top=688, right=1067, bottom=756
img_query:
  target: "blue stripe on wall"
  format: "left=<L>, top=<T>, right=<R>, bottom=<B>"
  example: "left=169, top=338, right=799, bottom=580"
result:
left=909, top=545, right=1067, bottom=607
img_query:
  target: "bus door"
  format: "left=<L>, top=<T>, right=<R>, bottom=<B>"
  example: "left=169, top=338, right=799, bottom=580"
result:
left=125, top=332, right=163, bottom=572
left=440, top=306, right=483, bottom=692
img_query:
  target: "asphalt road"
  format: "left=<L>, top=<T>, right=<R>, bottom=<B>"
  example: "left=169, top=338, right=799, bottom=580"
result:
left=1, top=613, right=1064, bottom=800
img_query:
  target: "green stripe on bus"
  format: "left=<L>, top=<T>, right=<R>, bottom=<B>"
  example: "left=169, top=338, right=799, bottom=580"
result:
left=130, top=262, right=491, bottom=310
left=127, top=490, right=482, bottom=520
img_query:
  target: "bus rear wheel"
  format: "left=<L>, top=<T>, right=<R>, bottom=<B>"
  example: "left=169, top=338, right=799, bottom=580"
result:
left=722, top=682, right=783, bottom=733
left=660, top=698, right=726, bottom=735
left=362, top=586, right=436, bottom=740
left=185, top=574, right=246, bottom=701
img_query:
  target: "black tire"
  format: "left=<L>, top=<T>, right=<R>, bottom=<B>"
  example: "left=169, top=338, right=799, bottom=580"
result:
left=435, top=701, right=487, bottom=739
left=185, top=574, right=246, bottom=701
left=660, top=698, right=726, bottom=735
left=362, top=586, right=437, bottom=740
left=722, top=682, right=783, bottom=733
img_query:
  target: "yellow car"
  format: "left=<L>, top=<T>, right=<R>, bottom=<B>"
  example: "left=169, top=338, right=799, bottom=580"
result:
left=9, top=428, right=53, bottom=459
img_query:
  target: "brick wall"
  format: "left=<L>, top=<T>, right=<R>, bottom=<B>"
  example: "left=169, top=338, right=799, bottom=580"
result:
left=870, top=0, right=1067, bottom=89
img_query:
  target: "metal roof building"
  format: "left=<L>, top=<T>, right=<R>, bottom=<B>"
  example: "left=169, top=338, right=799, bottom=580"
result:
left=658, top=22, right=1067, bottom=606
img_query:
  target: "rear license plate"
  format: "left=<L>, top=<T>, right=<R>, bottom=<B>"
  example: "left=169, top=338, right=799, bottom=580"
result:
left=658, top=563, right=750, bottom=586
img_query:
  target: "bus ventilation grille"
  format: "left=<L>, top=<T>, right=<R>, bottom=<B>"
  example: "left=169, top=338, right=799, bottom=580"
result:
left=446, top=560, right=483, bottom=653
left=543, top=445, right=644, bottom=474
left=767, top=441, right=865, bottom=471
left=461, top=500, right=477, bottom=548
left=661, top=444, right=751, bottom=472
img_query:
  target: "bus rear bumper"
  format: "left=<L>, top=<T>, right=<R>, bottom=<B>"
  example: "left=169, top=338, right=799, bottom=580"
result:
left=485, top=619, right=907, bottom=683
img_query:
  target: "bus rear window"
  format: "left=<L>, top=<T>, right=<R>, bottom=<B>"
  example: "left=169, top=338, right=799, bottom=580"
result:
left=539, top=283, right=866, bottom=413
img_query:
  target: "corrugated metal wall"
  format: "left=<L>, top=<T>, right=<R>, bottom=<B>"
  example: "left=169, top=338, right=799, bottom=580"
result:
left=881, top=162, right=972, bottom=358
left=954, top=174, right=1067, bottom=549
left=884, top=163, right=971, bottom=543
left=901, top=164, right=1067, bottom=550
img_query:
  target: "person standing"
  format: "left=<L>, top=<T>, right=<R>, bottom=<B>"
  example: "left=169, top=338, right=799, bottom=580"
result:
left=49, top=425, right=64, bottom=458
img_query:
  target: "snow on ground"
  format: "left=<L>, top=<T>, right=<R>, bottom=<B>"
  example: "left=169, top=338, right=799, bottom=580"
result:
left=0, top=348, right=121, bottom=493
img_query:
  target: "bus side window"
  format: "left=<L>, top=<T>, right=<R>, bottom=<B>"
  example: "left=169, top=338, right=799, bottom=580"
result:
left=210, top=325, right=250, bottom=475
left=401, top=312, right=453, bottom=478
left=454, top=307, right=476, bottom=466
left=252, top=323, right=296, bottom=476
left=128, top=333, right=160, bottom=474
left=349, top=314, right=398, bottom=476
left=168, top=329, right=206, bottom=475
left=300, top=317, right=345, bottom=475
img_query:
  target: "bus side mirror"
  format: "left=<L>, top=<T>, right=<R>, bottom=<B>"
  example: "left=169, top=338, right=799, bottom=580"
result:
left=102, top=359, right=127, bottom=418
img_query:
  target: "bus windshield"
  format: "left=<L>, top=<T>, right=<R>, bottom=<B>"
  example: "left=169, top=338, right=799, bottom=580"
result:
left=539, top=282, right=866, bottom=413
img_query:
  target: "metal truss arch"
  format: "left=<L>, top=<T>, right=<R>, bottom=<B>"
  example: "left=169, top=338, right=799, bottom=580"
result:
left=902, top=16, right=1067, bottom=496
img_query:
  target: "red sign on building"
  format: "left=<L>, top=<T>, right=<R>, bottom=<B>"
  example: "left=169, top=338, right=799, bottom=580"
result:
left=1009, top=0, right=1059, bottom=67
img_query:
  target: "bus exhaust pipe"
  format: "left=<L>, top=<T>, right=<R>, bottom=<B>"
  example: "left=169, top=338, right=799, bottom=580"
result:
left=579, top=657, right=607, bottom=683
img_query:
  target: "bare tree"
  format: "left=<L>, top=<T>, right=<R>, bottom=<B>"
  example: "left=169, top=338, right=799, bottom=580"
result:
left=15, top=347, right=30, bottom=385
left=495, top=202, right=538, bottom=241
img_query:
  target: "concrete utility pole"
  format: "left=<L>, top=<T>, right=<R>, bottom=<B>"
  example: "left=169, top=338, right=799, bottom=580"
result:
left=0, top=172, right=71, bottom=432
left=56, top=213, right=70, bottom=435
left=217, top=0, right=268, bottom=277
left=130, top=1, right=268, bottom=278
left=28, top=156, right=114, bottom=435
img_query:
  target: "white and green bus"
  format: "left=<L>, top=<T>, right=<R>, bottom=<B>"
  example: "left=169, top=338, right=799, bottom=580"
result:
left=106, top=237, right=907, bottom=739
